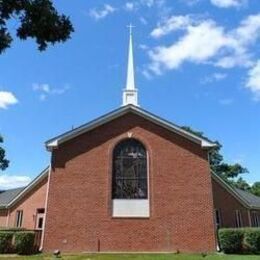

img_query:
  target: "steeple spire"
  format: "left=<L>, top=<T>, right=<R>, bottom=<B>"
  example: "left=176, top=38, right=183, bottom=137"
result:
left=122, top=24, right=138, bottom=106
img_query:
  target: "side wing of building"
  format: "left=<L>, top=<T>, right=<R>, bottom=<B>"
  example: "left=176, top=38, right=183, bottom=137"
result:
left=212, top=173, right=260, bottom=228
left=0, top=167, right=48, bottom=230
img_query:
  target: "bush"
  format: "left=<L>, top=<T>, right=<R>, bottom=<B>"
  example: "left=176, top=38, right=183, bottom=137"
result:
left=0, top=231, right=14, bottom=253
left=218, top=228, right=244, bottom=254
left=0, top=227, right=26, bottom=232
left=14, top=231, right=36, bottom=255
left=244, top=228, right=260, bottom=253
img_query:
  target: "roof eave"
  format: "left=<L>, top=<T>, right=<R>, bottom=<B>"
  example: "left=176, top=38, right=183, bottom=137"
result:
left=6, top=167, right=49, bottom=209
left=211, top=172, right=252, bottom=209
left=46, top=105, right=216, bottom=151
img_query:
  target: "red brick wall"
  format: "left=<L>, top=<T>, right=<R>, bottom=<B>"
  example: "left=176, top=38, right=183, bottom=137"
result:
left=249, top=209, right=260, bottom=227
left=43, top=112, right=216, bottom=253
left=0, top=210, right=8, bottom=227
left=212, top=178, right=250, bottom=228
left=7, top=178, right=47, bottom=230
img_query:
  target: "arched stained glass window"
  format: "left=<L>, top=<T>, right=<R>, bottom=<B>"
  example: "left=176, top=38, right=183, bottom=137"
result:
left=112, top=139, right=147, bottom=199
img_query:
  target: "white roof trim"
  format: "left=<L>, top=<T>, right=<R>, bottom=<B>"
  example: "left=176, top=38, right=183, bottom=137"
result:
left=5, top=167, right=49, bottom=209
left=46, top=105, right=216, bottom=151
left=211, top=172, right=260, bottom=210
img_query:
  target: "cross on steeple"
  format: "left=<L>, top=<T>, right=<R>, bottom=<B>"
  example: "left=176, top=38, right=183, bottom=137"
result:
left=122, top=24, right=139, bottom=106
left=127, top=23, right=135, bottom=35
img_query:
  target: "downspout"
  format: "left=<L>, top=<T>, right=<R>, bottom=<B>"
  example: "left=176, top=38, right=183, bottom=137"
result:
left=39, top=161, right=52, bottom=251
left=207, top=149, right=219, bottom=252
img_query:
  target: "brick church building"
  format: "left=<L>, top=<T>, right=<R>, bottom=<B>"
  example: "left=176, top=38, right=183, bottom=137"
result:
left=1, top=28, right=260, bottom=253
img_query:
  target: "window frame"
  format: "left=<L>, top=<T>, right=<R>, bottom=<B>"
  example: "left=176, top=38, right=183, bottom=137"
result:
left=235, top=210, right=243, bottom=228
left=112, top=138, right=148, bottom=200
left=251, top=211, right=260, bottom=227
left=215, top=209, right=222, bottom=228
left=15, top=210, right=23, bottom=228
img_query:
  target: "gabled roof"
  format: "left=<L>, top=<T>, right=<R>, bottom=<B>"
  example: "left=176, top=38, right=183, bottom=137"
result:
left=234, top=188, right=260, bottom=209
left=0, top=187, right=25, bottom=208
left=211, top=172, right=260, bottom=210
left=46, top=105, right=217, bottom=151
left=0, top=167, right=49, bottom=209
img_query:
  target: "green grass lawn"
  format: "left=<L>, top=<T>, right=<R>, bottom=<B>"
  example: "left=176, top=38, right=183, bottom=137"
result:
left=0, top=254, right=259, bottom=260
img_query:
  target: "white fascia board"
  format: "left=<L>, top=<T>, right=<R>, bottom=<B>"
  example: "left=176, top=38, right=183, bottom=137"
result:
left=46, top=105, right=216, bottom=150
left=6, top=167, right=49, bottom=209
left=134, top=107, right=216, bottom=148
left=45, top=107, right=129, bottom=150
left=201, top=140, right=217, bottom=148
left=46, top=140, right=58, bottom=150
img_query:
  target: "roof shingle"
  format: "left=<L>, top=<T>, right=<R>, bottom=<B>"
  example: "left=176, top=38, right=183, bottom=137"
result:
left=0, top=187, right=25, bottom=208
left=234, top=188, right=260, bottom=209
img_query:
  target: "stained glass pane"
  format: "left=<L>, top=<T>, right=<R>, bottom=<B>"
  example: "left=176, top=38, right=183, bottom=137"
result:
left=112, top=139, right=147, bottom=199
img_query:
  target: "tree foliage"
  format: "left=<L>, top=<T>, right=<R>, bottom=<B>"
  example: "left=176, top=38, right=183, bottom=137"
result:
left=231, top=177, right=251, bottom=191
left=251, top=182, right=260, bottom=197
left=181, top=126, right=260, bottom=196
left=0, top=135, right=9, bottom=170
left=0, top=0, right=74, bottom=53
left=181, top=126, right=248, bottom=179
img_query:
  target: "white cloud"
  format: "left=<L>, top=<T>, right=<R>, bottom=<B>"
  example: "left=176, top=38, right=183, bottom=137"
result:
left=146, top=13, right=260, bottom=75
left=140, top=17, right=148, bottom=25
left=89, top=4, right=116, bottom=20
left=210, top=0, right=245, bottom=8
left=151, top=15, right=194, bottom=38
left=219, top=98, right=234, bottom=105
left=123, top=0, right=165, bottom=12
left=139, top=44, right=149, bottom=50
left=235, top=14, right=260, bottom=46
left=32, top=83, right=50, bottom=93
left=140, top=0, right=155, bottom=7
left=0, top=175, right=31, bottom=190
left=0, top=91, right=18, bottom=109
left=125, top=2, right=135, bottom=11
left=33, top=83, right=69, bottom=101
left=246, top=60, right=260, bottom=100
left=148, top=19, right=229, bottom=74
left=201, top=72, right=227, bottom=84
left=181, top=0, right=201, bottom=6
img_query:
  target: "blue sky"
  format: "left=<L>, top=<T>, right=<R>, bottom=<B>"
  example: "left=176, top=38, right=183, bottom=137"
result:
left=0, top=0, right=260, bottom=188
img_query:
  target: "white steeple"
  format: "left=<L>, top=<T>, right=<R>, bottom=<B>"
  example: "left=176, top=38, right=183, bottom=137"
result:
left=122, top=24, right=138, bottom=106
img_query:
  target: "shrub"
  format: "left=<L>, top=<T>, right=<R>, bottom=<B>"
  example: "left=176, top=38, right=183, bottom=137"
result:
left=0, top=231, right=14, bottom=253
left=14, top=231, right=36, bottom=255
left=244, top=228, right=260, bottom=253
left=218, top=228, right=244, bottom=254
left=0, top=227, right=26, bottom=232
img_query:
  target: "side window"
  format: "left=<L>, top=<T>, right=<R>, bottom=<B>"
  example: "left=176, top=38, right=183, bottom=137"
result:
left=235, top=210, right=242, bottom=228
left=251, top=212, right=260, bottom=227
left=36, top=208, right=45, bottom=230
left=15, top=210, right=23, bottom=228
left=215, top=209, right=222, bottom=228
left=37, top=217, right=44, bottom=229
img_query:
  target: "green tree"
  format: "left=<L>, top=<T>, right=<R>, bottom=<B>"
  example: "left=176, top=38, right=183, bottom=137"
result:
left=232, top=177, right=251, bottom=191
left=181, top=126, right=248, bottom=180
left=0, top=1, right=74, bottom=170
left=251, top=182, right=260, bottom=196
left=0, top=135, right=9, bottom=170
left=0, top=0, right=74, bottom=53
